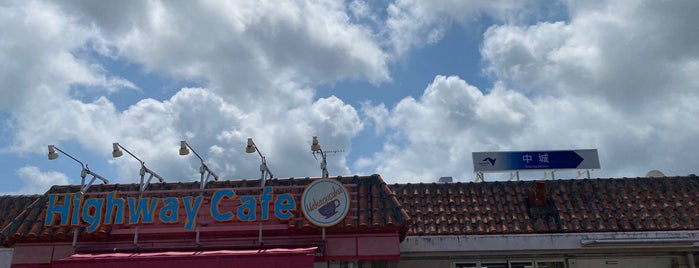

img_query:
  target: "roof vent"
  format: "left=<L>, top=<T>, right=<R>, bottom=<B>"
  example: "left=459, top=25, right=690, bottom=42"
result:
left=645, top=170, right=665, bottom=178
left=438, top=176, right=453, bottom=183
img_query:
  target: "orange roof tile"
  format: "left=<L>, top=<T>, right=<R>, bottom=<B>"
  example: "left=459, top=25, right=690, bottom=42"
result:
left=0, top=195, right=41, bottom=246
left=391, top=176, right=699, bottom=236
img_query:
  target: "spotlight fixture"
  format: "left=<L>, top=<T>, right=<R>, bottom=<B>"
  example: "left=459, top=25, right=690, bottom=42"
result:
left=111, top=143, right=124, bottom=158
left=246, top=138, right=274, bottom=186
left=47, top=145, right=109, bottom=192
left=179, top=140, right=219, bottom=189
left=311, top=136, right=321, bottom=152
left=112, top=142, right=165, bottom=191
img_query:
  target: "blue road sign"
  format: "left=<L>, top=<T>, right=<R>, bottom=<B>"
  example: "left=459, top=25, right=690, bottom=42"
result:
left=472, top=149, right=600, bottom=172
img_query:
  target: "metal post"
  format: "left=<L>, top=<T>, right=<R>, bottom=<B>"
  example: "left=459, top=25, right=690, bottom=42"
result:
left=476, top=172, right=484, bottom=182
left=259, top=165, right=265, bottom=244
left=133, top=226, right=139, bottom=246
left=197, top=170, right=205, bottom=245
left=72, top=227, right=80, bottom=248
left=200, top=165, right=205, bottom=189
left=258, top=222, right=263, bottom=244
left=196, top=225, right=201, bottom=245
left=688, top=252, right=696, bottom=268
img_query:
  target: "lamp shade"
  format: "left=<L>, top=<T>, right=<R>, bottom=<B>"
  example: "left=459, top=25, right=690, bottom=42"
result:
left=48, top=145, right=59, bottom=160
left=179, top=141, right=190, bottom=155
left=112, top=143, right=123, bottom=158
left=311, top=136, right=321, bottom=151
left=246, top=138, right=256, bottom=153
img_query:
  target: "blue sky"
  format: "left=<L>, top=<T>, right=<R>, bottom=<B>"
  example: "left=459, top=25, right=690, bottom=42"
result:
left=2, top=0, right=698, bottom=194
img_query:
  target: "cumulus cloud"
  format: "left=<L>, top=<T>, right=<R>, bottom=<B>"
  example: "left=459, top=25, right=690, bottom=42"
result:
left=2, top=0, right=698, bottom=193
left=358, top=0, right=699, bottom=182
left=1, top=1, right=372, bottom=190
left=9, top=166, right=69, bottom=195
left=0, top=1, right=135, bottom=110
left=62, top=0, right=391, bottom=92
left=357, top=76, right=534, bottom=181
left=481, top=0, right=699, bottom=106
left=385, top=0, right=537, bottom=56
left=360, top=73, right=698, bottom=182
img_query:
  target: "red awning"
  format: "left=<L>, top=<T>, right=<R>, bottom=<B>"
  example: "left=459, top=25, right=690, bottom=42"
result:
left=52, top=247, right=318, bottom=268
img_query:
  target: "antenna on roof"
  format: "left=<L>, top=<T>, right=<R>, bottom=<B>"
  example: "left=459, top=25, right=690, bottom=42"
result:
left=310, top=136, right=343, bottom=178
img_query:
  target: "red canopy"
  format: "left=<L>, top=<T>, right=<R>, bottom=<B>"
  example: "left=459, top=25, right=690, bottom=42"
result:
left=52, top=247, right=318, bottom=268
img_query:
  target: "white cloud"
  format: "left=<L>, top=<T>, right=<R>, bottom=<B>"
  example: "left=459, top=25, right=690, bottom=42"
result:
left=360, top=72, right=699, bottom=183
left=481, top=0, right=699, bottom=106
left=360, top=101, right=390, bottom=135
left=357, top=76, right=535, bottom=182
left=10, top=166, right=69, bottom=195
left=0, top=1, right=378, bottom=190
left=385, top=0, right=536, bottom=56
left=0, top=1, right=134, bottom=110
left=348, top=0, right=372, bottom=20
left=358, top=0, right=699, bottom=182
left=84, top=0, right=391, bottom=92
left=2, top=0, right=698, bottom=194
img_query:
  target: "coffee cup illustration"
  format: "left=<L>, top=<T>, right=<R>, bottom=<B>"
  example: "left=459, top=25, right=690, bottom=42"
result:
left=318, top=199, right=341, bottom=219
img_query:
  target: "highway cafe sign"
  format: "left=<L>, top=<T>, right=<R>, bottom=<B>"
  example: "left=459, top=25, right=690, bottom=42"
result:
left=44, top=180, right=351, bottom=233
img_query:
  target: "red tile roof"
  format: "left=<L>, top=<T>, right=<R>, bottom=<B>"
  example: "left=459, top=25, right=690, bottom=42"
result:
left=0, top=195, right=41, bottom=246
left=390, top=176, right=699, bottom=236
left=1, top=175, right=410, bottom=246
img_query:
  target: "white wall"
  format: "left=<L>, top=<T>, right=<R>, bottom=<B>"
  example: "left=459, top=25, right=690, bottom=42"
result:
left=398, top=259, right=451, bottom=268
left=0, top=248, right=12, bottom=268
left=569, top=257, right=674, bottom=268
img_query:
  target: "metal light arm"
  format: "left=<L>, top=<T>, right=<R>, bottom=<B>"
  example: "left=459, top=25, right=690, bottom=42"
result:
left=251, top=144, right=274, bottom=179
left=183, top=141, right=219, bottom=179
left=142, top=165, right=165, bottom=183
left=201, top=164, right=219, bottom=182
left=50, top=145, right=86, bottom=169
left=183, top=141, right=205, bottom=164
left=113, top=143, right=144, bottom=165
left=260, top=156, right=273, bottom=179
left=246, top=138, right=274, bottom=186
left=139, top=165, right=165, bottom=191
left=113, top=142, right=166, bottom=191
left=48, top=145, right=109, bottom=192
left=83, top=170, right=110, bottom=192
left=180, top=141, right=219, bottom=188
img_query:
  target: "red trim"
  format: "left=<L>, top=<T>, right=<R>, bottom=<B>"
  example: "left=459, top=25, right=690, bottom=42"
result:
left=52, top=247, right=318, bottom=268
left=319, top=255, right=401, bottom=261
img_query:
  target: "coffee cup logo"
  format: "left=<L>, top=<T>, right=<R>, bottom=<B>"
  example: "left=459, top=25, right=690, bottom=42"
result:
left=301, top=179, right=350, bottom=227
left=318, top=199, right=341, bottom=219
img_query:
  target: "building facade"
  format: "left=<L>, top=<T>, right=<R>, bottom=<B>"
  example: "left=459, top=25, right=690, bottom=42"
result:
left=392, top=176, right=699, bottom=268
left=1, top=175, right=698, bottom=268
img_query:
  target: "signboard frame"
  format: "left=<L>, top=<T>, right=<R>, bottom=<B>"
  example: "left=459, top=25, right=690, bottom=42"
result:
left=301, top=178, right=351, bottom=228
left=473, top=149, right=600, bottom=173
